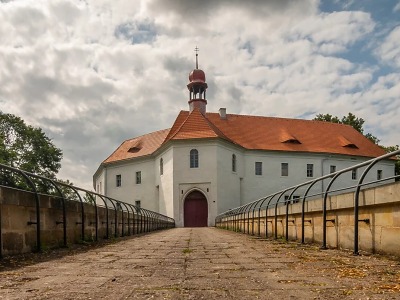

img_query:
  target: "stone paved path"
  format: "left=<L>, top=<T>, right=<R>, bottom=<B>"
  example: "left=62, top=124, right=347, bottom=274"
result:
left=0, top=228, right=399, bottom=299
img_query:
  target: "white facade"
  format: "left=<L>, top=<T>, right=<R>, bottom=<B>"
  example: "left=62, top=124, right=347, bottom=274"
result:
left=94, top=139, right=394, bottom=227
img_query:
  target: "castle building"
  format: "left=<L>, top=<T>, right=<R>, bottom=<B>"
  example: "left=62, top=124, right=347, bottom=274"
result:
left=93, top=55, right=393, bottom=227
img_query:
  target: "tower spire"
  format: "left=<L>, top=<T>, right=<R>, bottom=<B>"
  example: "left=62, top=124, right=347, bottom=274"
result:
left=187, top=47, right=208, bottom=115
left=195, top=46, right=199, bottom=69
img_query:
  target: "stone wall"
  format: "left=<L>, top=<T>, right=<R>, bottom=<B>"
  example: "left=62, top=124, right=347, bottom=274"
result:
left=0, top=187, right=146, bottom=256
left=217, top=181, right=400, bottom=256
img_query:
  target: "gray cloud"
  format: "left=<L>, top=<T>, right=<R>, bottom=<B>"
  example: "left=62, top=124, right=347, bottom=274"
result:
left=0, top=0, right=398, bottom=189
left=148, top=0, right=317, bottom=19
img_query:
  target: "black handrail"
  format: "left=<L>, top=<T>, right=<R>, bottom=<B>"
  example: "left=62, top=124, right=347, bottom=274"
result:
left=0, top=163, right=175, bottom=257
left=216, top=150, right=400, bottom=253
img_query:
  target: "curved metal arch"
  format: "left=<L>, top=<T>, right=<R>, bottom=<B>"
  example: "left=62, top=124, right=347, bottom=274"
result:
left=96, top=194, right=112, bottom=239
left=273, top=190, right=289, bottom=239
left=321, top=170, right=348, bottom=249
left=104, top=197, right=118, bottom=237
left=300, top=179, right=322, bottom=243
left=353, top=150, right=400, bottom=254
left=45, top=179, right=68, bottom=247
left=117, top=200, right=130, bottom=236
left=254, top=197, right=268, bottom=236
left=284, top=185, right=304, bottom=241
left=63, top=185, right=86, bottom=241
left=142, top=208, right=151, bottom=233
left=85, top=192, right=99, bottom=241
left=131, top=204, right=142, bottom=234
left=125, top=203, right=136, bottom=235
left=246, top=201, right=261, bottom=235
left=1, top=166, right=42, bottom=253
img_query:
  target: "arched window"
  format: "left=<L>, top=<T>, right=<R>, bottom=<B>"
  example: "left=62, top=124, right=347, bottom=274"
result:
left=160, top=158, right=163, bottom=175
left=190, top=149, right=199, bottom=168
left=232, top=154, right=237, bottom=172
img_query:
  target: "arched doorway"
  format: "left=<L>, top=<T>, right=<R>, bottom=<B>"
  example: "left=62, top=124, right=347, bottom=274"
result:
left=184, top=190, right=208, bottom=227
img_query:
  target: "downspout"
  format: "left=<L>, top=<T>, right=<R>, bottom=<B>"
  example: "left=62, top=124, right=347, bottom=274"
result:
left=321, top=156, right=332, bottom=193
left=321, top=158, right=327, bottom=193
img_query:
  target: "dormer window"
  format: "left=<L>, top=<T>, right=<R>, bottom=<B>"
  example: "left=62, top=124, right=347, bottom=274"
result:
left=339, top=136, right=358, bottom=149
left=343, top=143, right=358, bottom=149
left=128, top=140, right=143, bottom=153
left=128, top=146, right=141, bottom=153
left=282, top=138, right=301, bottom=144
left=280, top=130, right=301, bottom=144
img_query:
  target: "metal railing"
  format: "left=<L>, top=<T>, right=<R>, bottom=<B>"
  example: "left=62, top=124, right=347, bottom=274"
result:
left=0, top=164, right=175, bottom=258
left=216, top=150, right=400, bottom=255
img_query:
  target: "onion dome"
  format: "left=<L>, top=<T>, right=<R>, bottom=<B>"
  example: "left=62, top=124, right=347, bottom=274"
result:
left=189, top=69, right=206, bottom=83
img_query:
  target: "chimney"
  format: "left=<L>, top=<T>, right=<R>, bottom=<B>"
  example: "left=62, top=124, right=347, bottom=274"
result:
left=219, top=108, right=227, bottom=119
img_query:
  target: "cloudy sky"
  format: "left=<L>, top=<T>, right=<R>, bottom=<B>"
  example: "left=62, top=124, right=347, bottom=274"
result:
left=0, top=0, right=399, bottom=189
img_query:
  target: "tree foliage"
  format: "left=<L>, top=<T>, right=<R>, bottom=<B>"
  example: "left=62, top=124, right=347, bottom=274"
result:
left=313, top=112, right=399, bottom=177
left=0, top=112, right=63, bottom=190
left=314, top=112, right=367, bottom=133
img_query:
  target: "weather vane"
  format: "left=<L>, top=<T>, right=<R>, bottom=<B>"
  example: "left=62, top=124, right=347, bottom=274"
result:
left=195, top=46, right=199, bottom=69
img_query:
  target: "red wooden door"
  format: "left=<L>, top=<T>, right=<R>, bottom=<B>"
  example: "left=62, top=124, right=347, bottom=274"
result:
left=184, top=191, right=208, bottom=227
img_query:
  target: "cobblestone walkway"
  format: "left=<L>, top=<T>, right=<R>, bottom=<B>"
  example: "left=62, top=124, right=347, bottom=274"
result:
left=0, top=228, right=399, bottom=299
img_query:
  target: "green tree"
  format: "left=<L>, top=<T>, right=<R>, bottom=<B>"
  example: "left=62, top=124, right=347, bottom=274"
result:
left=0, top=112, right=63, bottom=189
left=314, top=112, right=379, bottom=143
left=314, top=112, right=399, bottom=177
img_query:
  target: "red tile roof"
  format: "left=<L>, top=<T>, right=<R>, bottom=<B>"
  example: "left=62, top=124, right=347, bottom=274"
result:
left=103, top=109, right=386, bottom=164
left=166, top=110, right=385, bottom=157
left=103, top=129, right=170, bottom=164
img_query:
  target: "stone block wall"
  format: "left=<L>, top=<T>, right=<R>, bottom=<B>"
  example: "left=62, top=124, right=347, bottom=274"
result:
left=217, top=181, right=400, bottom=256
left=0, top=187, right=143, bottom=256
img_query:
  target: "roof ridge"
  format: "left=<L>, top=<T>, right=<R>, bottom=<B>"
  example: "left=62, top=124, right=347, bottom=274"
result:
left=206, top=112, right=358, bottom=128
left=203, top=115, right=236, bottom=144
left=124, top=128, right=170, bottom=143
left=164, top=111, right=192, bottom=142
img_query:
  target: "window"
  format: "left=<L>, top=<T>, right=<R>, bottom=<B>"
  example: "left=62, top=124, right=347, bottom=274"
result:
left=284, top=195, right=300, bottom=205
left=232, top=154, right=237, bottom=172
left=330, top=165, right=336, bottom=173
left=255, top=162, right=262, bottom=175
left=136, top=171, right=141, bottom=184
left=190, top=149, right=199, bottom=168
left=377, top=170, right=382, bottom=180
left=306, top=164, right=313, bottom=177
left=281, top=163, right=288, bottom=176
left=284, top=195, right=290, bottom=205
left=160, top=158, right=163, bottom=175
left=135, top=200, right=141, bottom=208
left=351, top=169, right=357, bottom=180
left=116, top=175, right=121, bottom=187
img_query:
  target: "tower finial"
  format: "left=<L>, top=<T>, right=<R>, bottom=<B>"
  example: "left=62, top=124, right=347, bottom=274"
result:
left=194, top=46, right=199, bottom=69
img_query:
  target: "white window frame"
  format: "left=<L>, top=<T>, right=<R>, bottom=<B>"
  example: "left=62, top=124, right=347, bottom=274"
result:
left=190, top=149, right=199, bottom=168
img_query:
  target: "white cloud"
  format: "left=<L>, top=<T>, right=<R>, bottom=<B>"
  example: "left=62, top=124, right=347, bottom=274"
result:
left=375, top=26, right=400, bottom=68
left=0, top=0, right=398, bottom=189
left=394, top=2, right=400, bottom=12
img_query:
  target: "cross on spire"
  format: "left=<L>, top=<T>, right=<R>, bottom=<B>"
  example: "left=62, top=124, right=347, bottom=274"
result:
left=194, top=46, right=199, bottom=69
